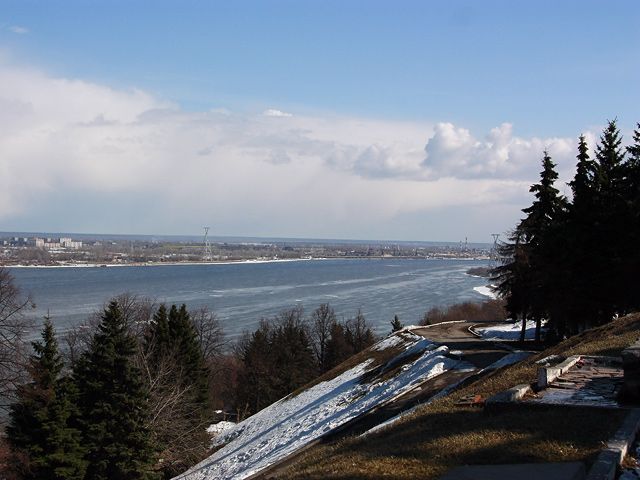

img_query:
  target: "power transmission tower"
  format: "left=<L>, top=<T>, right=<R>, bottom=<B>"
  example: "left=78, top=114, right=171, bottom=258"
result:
left=490, top=233, right=500, bottom=267
left=203, top=226, right=213, bottom=262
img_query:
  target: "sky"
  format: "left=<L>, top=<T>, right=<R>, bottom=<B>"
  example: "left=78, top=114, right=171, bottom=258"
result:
left=0, top=0, right=638, bottom=242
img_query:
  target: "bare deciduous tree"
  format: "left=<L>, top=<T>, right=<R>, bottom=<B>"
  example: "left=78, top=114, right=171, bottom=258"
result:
left=0, top=267, right=35, bottom=411
left=191, top=306, right=226, bottom=363
left=310, top=303, right=336, bottom=372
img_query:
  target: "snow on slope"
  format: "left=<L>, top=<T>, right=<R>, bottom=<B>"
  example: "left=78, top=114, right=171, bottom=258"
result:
left=475, top=320, right=539, bottom=340
left=473, top=284, right=498, bottom=299
left=175, top=331, right=469, bottom=480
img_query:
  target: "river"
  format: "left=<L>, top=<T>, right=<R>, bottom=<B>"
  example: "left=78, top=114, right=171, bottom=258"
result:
left=8, top=258, right=492, bottom=339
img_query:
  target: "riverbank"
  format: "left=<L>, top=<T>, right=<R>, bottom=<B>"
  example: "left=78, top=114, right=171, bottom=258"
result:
left=3, top=255, right=490, bottom=269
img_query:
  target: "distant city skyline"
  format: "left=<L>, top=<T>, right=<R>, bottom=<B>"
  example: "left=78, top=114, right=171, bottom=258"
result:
left=0, top=1, right=638, bottom=241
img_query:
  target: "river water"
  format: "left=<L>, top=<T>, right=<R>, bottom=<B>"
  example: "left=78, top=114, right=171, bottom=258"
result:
left=8, top=258, right=491, bottom=339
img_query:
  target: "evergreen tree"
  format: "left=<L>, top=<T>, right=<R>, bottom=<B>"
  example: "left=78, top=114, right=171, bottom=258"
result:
left=324, top=322, right=352, bottom=371
left=588, top=120, right=627, bottom=322
left=493, top=230, right=533, bottom=342
left=560, top=135, right=601, bottom=334
left=621, top=124, right=640, bottom=312
left=493, top=152, right=566, bottom=341
left=235, top=321, right=276, bottom=414
left=390, top=315, right=403, bottom=333
left=271, top=308, right=316, bottom=396
left=74, top=301, right=157, bottom=480
left=6, top=318, right=86, bottom=480
left=167, top=304, right=209, bottom=410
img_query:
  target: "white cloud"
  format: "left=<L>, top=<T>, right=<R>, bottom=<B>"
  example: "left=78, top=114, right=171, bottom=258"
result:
left=263, top=108, right=293, bottom=117
left=9, top=25, right=29, bottom=34
left=0, top=60, right=593, bottom=239
left=422, top=122, right=575, bottom=180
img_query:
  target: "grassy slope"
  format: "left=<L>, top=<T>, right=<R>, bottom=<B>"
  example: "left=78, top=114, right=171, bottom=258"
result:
left=275, top=313, right=640, bottom=480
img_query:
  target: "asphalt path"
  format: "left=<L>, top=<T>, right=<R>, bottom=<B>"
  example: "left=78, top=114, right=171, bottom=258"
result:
left=412, top=321, right=510, bottom=369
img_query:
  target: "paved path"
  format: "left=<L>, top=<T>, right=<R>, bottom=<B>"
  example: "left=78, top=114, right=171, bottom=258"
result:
left=412, top=321, right=511, bottom=369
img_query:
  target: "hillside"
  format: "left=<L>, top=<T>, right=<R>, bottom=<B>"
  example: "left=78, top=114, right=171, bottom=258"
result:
left=174, top=314, right=640, bottom=479
left=274, top=313, right=640, bottom=479
left=176, top=328, right=484, bottom=479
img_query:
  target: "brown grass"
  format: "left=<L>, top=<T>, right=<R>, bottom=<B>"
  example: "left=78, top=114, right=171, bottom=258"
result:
left=272, top=313, right=640, bottom=479
left=422, top=299, right=506, bottom=325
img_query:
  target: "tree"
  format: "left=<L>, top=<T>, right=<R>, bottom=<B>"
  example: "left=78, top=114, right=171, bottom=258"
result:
left=390, top=315, right=403, bottom=333
left=6, top=318, right=86, bottom=480
left=234, top=321, right=277, bottom=415
left=74, top=301, right=157, bottom=480
left=310, top=304, right=337, bottom=373
left=582, top=120, right=627, bottom=324
left=190, top=306, right=225, bottom=364
left=167, top=305, right=209, bottom=410
left=142, top=304, right=211, bottom=478
left=270, top=307, right=316, bottom=396
left=345, top=309, right=376, bottom=352
left=493, top=152, right=566, bottom=341
left=0, top=268, right=35, bottom=410
left=323, top=322, right=352, bottom=372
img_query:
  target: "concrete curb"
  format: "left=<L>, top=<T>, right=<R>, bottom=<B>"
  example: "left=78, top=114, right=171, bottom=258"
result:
left=586, top=408, right=640, bottom=480
left=467, top=324, right=483, bottom=338
left=413, top=320, right=469, bottom=330
left=537, top=355, right=581, bottom=389
left=485, top=383, right=532, bottom=407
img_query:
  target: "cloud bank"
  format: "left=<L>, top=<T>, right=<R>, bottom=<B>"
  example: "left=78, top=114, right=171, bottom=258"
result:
left=0, top=61, right=584, bottom=240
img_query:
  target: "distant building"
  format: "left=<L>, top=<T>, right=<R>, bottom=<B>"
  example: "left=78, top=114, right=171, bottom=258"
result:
left=34, top=236, right=83, bottom=250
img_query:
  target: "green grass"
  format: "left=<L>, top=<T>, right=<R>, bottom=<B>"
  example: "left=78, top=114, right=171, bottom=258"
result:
left=272, top=313, right=640, bottom=479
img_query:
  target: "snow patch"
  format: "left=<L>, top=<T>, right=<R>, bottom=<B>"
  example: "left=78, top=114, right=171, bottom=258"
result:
left=473, top=285, right=497, bottom=299
left=176, top=336, right=465, bottom=479
left=206, top=421, right=236, bottom=439
left=475, top=320, right=539, bottom=340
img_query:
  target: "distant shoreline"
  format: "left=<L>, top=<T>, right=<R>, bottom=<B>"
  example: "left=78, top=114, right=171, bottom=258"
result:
left=3, top=255, right=489, bottom=269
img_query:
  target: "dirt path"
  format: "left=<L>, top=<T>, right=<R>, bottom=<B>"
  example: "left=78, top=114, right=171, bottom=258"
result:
left=412, top=321, right=510, bottom=369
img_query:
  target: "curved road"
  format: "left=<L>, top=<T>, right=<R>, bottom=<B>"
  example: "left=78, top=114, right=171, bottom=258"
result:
left=412, top=321, right=510, bottom=369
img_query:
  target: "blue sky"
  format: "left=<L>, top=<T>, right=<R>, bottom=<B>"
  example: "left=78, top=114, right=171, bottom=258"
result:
left=0, top=1, right=639, bottom=241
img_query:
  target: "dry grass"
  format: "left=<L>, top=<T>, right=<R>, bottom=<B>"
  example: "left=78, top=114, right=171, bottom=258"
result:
left=273, top=313, right=640, bottom=479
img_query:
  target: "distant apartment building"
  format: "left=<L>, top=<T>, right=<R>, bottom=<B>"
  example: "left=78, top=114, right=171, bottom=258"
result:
left=33, top=237, right=83, bottom=250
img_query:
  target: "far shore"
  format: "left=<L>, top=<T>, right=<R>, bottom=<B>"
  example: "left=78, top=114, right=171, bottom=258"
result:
left=3, top=255, right=490, bottom=269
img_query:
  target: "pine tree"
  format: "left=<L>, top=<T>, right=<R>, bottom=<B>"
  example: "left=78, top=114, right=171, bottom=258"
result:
left=270, top=307, right=316, bottom=398
left=589, top=120, right=627, bottom=322
left=493, top=152, right=566, bottom=341
left=493, top=230, right=532, bottom=342
left=6, top=318, right=86, bottom=480
left=324, top=322, right=352, bottom=372
left=74, top=301, right=157, bottom=480
left=167, top=304, right=209, bottom=410
left=390, top=315, right=403, bottom=333
left=560, top=135, right=601, bottom=334
left=621, top=124, right=640, bottom=313
left=235, top=321, right=276, bottom=414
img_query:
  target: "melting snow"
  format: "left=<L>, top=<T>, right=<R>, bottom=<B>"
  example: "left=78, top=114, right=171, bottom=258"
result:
left=475, top=320, right=540, bottom=340
left=175, top=332, right=465, bottom=480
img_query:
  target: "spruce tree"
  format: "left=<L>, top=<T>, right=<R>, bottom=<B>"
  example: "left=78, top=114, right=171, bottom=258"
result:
left=390, top=315, right=404, bottom=333
left=6, top=318, right=86, bottom=480
left=590, top=120, right=627, bottom=322
left=622, top=124, right=640, bottom=312
left=74, top=301, right=157, bottom=480
left=324, top=322, right=352, bottom=371
left=167, top=304, right=209, bottom=410
left=493, top=152, right=566, bottom=341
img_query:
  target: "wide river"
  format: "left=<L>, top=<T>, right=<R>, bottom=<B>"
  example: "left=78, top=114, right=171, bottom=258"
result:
left=8, top=258, right=491, bottom=340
